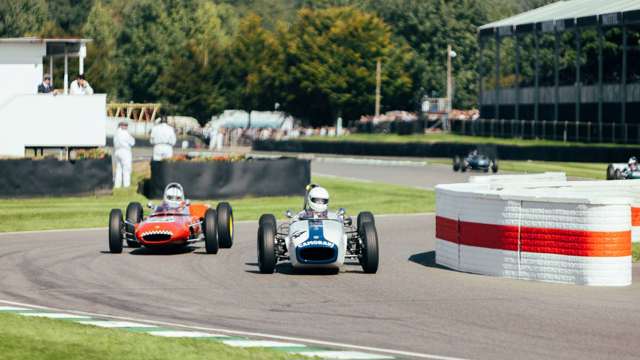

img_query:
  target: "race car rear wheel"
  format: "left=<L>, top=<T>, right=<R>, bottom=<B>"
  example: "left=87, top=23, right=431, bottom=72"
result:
left=359, top=221, right=379, bottom=274
left=357, top=211, right=375, bottom=234
left=216, top=202, right=234, bottom=249
left=204, top=208, right=219, bottom=254
left=452, top=156, right=461, bottom=171
left=614, top=169, right=623, bottom=180
left=258, top=214, right=277, bottom=274
left=108, top=209, right=123, bottom=254
left=125, top=202, right=143, bottom=248
left=491, top=160, right=499, bottom=173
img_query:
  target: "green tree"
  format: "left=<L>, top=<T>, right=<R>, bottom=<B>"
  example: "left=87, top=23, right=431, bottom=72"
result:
left=46, top=0, right=95, bottom=34
left=284, top=6, right=413, bottom=125
left=225, top=14, right=287, bottom=112
left=0, top=0, right=48, bottom=37
left=116, top=0, right=176, bottom=102
left=82, top=0, right=122, bottom=99
left=157, top=1, right=237, bottom=122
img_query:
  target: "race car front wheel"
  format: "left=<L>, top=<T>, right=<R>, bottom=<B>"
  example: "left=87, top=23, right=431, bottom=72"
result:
left=258, top=214, right=277, bottom=274
left=216, top=202, right=234, bottom=249
left=204, top=208, right=219, bottom=254
left=452, top=156, right=461, bottom=171
left=125, top=202, right=143, bottom=248
left=108, top=209, right=123, bottom=254
left=359, top=221, right=379, bottom=274
left=606, top=164, right=615, bottom=180
left=357, top=211, right=375, bottom=234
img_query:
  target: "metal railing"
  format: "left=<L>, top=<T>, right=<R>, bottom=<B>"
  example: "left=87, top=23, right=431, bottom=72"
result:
left=450, top=118, right=640, bottom=144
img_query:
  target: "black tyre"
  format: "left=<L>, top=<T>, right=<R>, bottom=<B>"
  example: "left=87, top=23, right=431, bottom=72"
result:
left=461, top=162, right=467, bottom=172
left=359, top=221, right=379, bottom=274
left=357, top=211, right=375, bottom=233
left=204, top=208, right=219, bottom=254
left=606, top=164, right=615, bottom=180
left=125, top=202, right=143, bottom=248
left=491, top=160, right=498, bottom=173
left=108, top=209, right=123, bottom=254
left=614, top=169, right=623, bottom=180
left=452, top=156, right=461, bottom=171
left=258, top=214, right=277, bottom=274
left=216, top=202, right=234, bottom=249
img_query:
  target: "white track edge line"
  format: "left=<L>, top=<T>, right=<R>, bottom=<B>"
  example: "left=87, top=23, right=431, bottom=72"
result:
left=0, top=299, right=467, bottom=360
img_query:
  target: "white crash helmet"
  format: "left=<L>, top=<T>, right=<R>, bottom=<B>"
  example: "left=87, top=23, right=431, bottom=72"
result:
left=629, top=157, right=637, bottom=165
left=163, top=183, right=185, bottom=207
left=308, top=186, right=329, bottom=212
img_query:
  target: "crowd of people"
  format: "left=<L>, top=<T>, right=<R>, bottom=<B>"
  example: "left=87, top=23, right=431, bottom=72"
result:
left=204, top=126, right=350, bottom=149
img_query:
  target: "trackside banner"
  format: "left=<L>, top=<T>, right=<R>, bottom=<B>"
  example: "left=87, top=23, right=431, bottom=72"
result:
left=144, top=158, right=310, bottom=199
left=0, top=157, right=113, bottom=198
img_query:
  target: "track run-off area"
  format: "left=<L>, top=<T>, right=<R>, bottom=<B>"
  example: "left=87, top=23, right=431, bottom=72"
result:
left=0, top=160, right=639, bottom=359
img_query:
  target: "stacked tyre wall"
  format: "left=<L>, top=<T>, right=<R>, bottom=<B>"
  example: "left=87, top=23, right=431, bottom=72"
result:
left=435, top=176, right=637, bottom=286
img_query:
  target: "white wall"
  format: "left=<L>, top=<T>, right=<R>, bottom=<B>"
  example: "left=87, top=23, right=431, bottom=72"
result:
left=0, top=94, right=106, bottom=157
left=0, top=42, right=45, bottom=106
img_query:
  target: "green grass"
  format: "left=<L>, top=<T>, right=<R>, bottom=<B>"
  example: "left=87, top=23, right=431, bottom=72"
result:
left=634, top=243, right=640, bottom=263
left=0, top=312, right=303, bottom=360
left=305, top=133, right=637, bottom=148
left=429, top=158, right=606, bottom=180
left=0, top=176, right=434, bottom=232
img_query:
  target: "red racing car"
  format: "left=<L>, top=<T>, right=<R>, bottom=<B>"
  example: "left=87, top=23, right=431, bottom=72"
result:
left=107, top=183, right=233, bottom=254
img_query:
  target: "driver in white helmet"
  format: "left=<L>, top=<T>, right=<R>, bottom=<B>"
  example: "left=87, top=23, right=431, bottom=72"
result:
left=298, top=185, right=330, bottom=219
left=629, top=157, right=638, bottom=172
left=155, top=183, right=188, bottom=212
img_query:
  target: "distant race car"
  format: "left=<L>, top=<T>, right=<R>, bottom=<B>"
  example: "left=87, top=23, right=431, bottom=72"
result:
left=453, top=150, right=498, bottom=173
left=108, top=183, right=233, bottom=253
left=607, top=157, right=640, bottom=180
left=256, top=184, right=379, bottom=274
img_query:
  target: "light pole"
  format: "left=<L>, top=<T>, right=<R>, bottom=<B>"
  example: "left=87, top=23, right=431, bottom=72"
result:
left=446, top=45, right=457, bottom=131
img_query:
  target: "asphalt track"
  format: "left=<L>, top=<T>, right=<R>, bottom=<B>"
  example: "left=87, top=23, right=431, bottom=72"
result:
left=1, top=160, right=639, bottom=359
left=311, top=159, right=470, bottom=189
left=0, top=214, right=639, bottom=360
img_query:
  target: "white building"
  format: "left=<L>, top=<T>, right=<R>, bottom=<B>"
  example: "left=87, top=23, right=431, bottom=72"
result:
left=0, top=38, right=106, bottom=157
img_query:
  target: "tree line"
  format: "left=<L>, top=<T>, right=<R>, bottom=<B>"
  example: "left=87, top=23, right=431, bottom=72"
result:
left=0, top=0, right=552, bottom=126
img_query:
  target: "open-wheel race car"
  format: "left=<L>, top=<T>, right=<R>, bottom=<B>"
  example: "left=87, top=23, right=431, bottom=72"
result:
left=108, top=183, right=233, bottom=253
left=607, top=157, right=640, bottom=180
left=256, top=184, right=379, bottom=274
left=453, top=149, right=498, bottom=173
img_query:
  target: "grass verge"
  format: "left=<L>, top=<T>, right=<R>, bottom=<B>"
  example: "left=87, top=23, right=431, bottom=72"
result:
left=0, top=312, right=303, bottom=360
left=0, top=175, right=434, bottom=232
left=304, top=133, right=636, bottom=148
left=428, top=158, right=606, bottom=180
left=634, top=243, right=640, bottom=263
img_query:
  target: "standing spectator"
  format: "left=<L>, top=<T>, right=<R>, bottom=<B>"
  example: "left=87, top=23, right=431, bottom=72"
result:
left=208, top=124, right=223, bottom=151
left=113, top=122, right=135, bottom=188
left=69, top=74, right=94, bottom=95
left=37, top=74, right=54, bottom=94
left=150, top=116, right=176, bottom=161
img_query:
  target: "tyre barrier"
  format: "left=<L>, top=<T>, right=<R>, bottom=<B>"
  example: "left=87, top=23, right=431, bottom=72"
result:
left=0, top=157, right=113, bottom=198
left=435, top=175, right=635, bottom=286
left=143, top=158, right=310, bottom=199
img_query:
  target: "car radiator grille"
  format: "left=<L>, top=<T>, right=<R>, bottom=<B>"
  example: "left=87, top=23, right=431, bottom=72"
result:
left=141, top=230, right=173, bottom=242
left=298, top=247, right=337, bottom=262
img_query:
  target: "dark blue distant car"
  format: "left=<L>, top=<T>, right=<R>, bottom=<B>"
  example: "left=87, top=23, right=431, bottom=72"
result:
left=453, top=150, right=498, bottom=173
